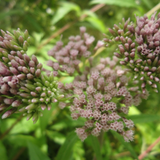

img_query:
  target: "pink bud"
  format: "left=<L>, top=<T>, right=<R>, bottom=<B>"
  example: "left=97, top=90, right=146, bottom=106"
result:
left=32, top=55, right=38, bottom=65
left=23, top=54, right=30, bottom=63
left=35, top=69, right=41, bottom=77
left=27, top=73, right=34, bottom=79
left=22, top=67, right=29, bottom=73
left=41, top=104, right=46, bottom=110
left=12, top=100, right=21, bottom=107
left=10, top=67, right=19, bottom=75
left=2, top=108, right=17, bottom=119
left=29, top=61, right=35, bottom=67
left=4, top=98, right=14, bottom=105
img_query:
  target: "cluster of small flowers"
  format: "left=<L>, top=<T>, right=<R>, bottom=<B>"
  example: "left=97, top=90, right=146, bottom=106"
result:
left=58, top=56, right=149, bottom=142
left=47, top=27, right=95, bottom=76
left=0, top=29, right=64, bottom=123
left=103, top=12, right=160, bottom=93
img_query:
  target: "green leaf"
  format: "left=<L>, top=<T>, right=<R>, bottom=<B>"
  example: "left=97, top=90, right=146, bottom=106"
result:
left=111, top=131, right=138, bottom=159
left=51, top=2, right=80, bottom=25
left=28, top=141, right=51, bottom=160
left=85, top=16, right=106, bottom=32
left=128, top=114, right=160, bottom=123
left=56, top=131, right=78, bottom=160
left=87, top=135, right=103, bottom=160
left=8, top=135, right=37, bottom=147
left=90, top=0, right=137, bottom=7
left=46, top=130, right=66, bottom=144
left=0, top=10, right=23, bottom=20
left=5, top=117, right=39, bottom=135
left=0, top=142, right=8, bottom=160
left=24, top=14, right=42, bottom=32
left=40, top=103, right=57, bottom=131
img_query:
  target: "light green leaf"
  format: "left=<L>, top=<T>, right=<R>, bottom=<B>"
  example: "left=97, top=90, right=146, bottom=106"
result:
left=81, top=10, right=97, bottom=18
left=46, top=130, right=66, bottom=144
left=0, top=142, right=8, bottom=160
left=7, top=117, right=39, bottom=135
left=27, top=46, right=37, bottom=57
left=40, top=103, right=57, bottom=131
left=56, top=131, right=78, bottom=160
left=32, top=32, right=44, bottom=44
left=28, top=141, right=51, bottom=160
left=90, top=0, right=138, bottom=7
left=51, top=2, right=80, bottom=25
left=85, top=17, right=106, bottom=32
left=111, top=131, right=138, bottom=159
left=128, top=114, right=160, bottom=123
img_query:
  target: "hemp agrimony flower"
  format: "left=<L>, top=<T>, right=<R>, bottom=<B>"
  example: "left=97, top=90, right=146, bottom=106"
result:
left=0, top=29, right=64, bottom=123
left=58, top=56, right=149, bottom=142
left=47, top=27, right=95, bottom=76
left=103, top=12, right=160, bottom=93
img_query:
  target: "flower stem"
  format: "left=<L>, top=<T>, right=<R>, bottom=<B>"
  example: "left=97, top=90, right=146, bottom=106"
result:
left=138, top=136, right=160, bottom=160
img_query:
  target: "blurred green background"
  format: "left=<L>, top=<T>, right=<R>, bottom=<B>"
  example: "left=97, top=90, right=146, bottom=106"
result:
left=0, top=0, right=160, bottom=160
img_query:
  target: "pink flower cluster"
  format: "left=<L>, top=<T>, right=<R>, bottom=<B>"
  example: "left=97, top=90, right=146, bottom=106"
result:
left=59, top=56, right=149, bottom=142
left=103, top=12, right=160, bottom=93
left=47, top=27, right=95, bottom=76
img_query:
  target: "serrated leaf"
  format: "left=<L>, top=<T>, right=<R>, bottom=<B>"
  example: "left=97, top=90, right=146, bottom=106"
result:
left=0, top=142, right=8, bottom=160
left=56, top=131, right=78, bottom=160
left=128, top=114, right=160, bottom=123
left=90, top=0, right=137, bottom=7
left=52, top=2, right=80, bottom=25
left=28, top=141, right=51, bottom=160
left=111, top=131, right=138, bottom=159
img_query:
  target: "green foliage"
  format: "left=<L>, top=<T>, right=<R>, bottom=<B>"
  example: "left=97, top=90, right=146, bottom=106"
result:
left=28, top=141, right=51, bottom=160
left=90, top=0, right=138, bottom=7
left=1, top=0, right=160, bottom=160
left=0, top=142, right=8, bottom=160
left=51, top=2, right=81, bottom=25
left=56, top=131, right=78, bottom=160
left=111, top=131, right=138, bottom=159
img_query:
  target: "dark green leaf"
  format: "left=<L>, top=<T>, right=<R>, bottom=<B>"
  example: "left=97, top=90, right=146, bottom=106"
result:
left=0, top=10, right=23, bottom=20
left=56, top=131, right=78, bottom=160
left=0, top=142, right=7, bottom=160
left=128, top=114, right=160, bottom=123
left=111, top=131, right=138, bottom=159
left=28, top=141, right=51, bottom=160
left=87, top=135, right=103, bottom=160
left=24, top=14, right=42, bottom=32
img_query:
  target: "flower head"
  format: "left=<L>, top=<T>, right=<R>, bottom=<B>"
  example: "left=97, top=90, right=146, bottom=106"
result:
left=103, top=12, right=160, bottom=93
